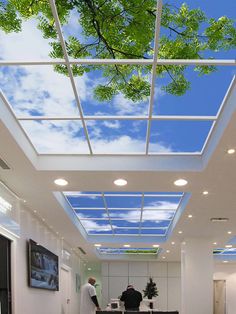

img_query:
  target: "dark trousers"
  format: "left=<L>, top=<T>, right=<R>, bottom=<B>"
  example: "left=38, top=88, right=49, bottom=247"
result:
left=125, top=308, right=139, bottom=311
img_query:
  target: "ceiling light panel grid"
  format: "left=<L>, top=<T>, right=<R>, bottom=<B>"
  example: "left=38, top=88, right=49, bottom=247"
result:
left=97, top=247, right=159, bottom=255
left=214, top=248, right=236, bottom=255
left=0, top=0, right=235, bottom=155
left=63, top=191, right=183, bottom=237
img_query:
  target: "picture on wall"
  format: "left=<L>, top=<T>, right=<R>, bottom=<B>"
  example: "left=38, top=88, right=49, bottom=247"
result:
left=28, top=239, right=59, bottom=291
left=76, top=273, right=81, bottom=292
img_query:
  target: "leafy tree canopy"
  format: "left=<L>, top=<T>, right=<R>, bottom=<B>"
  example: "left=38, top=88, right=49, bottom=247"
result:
left=0, top=0, right=235, bottom=102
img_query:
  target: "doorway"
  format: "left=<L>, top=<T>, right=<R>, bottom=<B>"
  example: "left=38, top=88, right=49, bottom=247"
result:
left=0, top=234, right=12, bottom=314
left=214, top=280, right=226, bottom=314
left=61, top=266, right=71, bottom=314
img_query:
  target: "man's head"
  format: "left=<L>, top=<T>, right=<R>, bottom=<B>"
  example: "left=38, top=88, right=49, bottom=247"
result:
left=88, top=277, right=96, bottom=286
left=127, top=284, right=134, bottom=290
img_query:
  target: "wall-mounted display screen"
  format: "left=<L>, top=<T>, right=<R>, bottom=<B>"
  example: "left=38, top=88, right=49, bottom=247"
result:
left=28, top=239, right=59, bottom=291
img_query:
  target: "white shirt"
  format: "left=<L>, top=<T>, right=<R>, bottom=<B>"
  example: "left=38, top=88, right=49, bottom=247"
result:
left=80, top=283, right=97, bottom=314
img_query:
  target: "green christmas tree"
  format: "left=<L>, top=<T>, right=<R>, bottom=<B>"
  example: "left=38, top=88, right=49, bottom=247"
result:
left=143, top=277, right=158, bottom=299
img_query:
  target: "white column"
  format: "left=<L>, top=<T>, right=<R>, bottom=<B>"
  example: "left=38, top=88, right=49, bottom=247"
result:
left=181, top=238, right=213, bottom=314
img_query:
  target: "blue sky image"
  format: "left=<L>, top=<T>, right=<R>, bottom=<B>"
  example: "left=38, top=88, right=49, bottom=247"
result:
left=0, top=1, right=235, bottom=155
left=64, top=192, right=182, bottom=236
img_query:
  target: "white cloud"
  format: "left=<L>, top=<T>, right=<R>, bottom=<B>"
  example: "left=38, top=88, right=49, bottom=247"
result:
left=81, top=220, right=111, bottom=231
left=0, top=18, right=172, bottom=155
left=62, top=9, right=83, bottom=40
left=108, top=210, right=141, bottom=220
left=107, top=208, right=174, bottom=221
left=0, top=19, right=51, bottom=60
left=154, top=85, right=166, bottom=100
left=142, top=210, right=174, bottom=220
left=64, top=192, right=100, bottom=199
left=113, top=94, right=148, bottom=115
left=91, top=135, right=172, bottom=154
left=102, top=120, right=121, bottom=129
left=143, top=200, right=179, bottom=210
left=21, top=120, right=89, bottom=153
left=91, top=135, right=145, bottom=153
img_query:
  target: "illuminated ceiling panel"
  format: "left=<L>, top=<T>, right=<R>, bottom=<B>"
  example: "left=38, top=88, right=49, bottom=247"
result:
left=64, top=192, right=186, bottom=239
left=97, top=247, right=159, bottom=255
left=0, top=0, right=234, bottom=155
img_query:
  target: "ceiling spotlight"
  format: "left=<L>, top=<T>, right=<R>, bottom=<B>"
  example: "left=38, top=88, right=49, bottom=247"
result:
left=188, top=214, right=193, bottom=218
left=178, top=231, right=183, bottom=234
left=166, top=250, right=170, bottom=253
left=54, top=178, right=68, bottom=186
left=88, top=267, right=91, bottom=271
left=33, top=210, right=37, bottom=213
left=228, top=231, right=232, bottom=234
left=123, top=244, right=130, bottom=248
left=223, top=261, right=229, bottom=263
left=225, top=245, right=232, bottom=248
left=171, top=242, right=175, bottom=245
left=227, top=148, right=235, bottom=155
left=213, top=242, right=217, bottom=245
left=162, top=256, right=166, bottom=259
left=114, top=178, right=127, bottom=186
left=152, top=244, right=159, bottom=248
left=203, top=191, right=209, bottom=195
left=174, top=179, right=188, bottom=187
left=94, top=244, right=101, bottom=247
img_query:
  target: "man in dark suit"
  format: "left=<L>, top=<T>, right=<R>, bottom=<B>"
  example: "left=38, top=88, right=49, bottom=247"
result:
left=120, top=284, right=143, bottom=311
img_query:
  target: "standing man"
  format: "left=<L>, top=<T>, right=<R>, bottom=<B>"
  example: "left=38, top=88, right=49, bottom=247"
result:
left=80, top=277, right=101, bottom=314
left=120, top=284, right=143, bottom=311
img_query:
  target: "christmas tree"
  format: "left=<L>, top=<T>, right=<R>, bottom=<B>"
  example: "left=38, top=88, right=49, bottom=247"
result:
left=143, top=277, right=158, bottom=299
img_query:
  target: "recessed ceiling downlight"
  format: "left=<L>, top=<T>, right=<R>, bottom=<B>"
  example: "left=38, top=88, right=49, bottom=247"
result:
left=54, top=178, right=68, bottom=186
left=174, top=179, right=188, bottom=187
left=227, top=148, right=235, bottom=155
left=114, top=178, right=127, bottom=186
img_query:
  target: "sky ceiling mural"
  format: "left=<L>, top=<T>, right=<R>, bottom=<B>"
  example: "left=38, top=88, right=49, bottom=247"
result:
left=0, top=0, right=235, bottom=155
left=64, top=192, right=185, bottom=237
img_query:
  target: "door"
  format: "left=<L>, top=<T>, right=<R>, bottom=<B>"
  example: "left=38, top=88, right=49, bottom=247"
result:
left=61, top=267, right=71, bottom=314
left=0, top=234, right=11, bottom=314
left=214, top=280, right=226, bottom=314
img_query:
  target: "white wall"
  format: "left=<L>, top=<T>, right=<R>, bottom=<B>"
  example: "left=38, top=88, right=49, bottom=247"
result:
left=214, top=263, right=236, bottom=314
left=0, top=203, right=83, bottom=314
left=101, top=261, right=181, bottom=312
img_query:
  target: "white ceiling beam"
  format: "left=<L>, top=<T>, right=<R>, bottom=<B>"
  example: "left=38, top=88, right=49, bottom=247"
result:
left=145, top=0, right=163, bottom=154
left=17, top=115, right=217, bottom=121
left=49, top=0, right=93, bottom=154
left=0, top=59, right=235, bottom=66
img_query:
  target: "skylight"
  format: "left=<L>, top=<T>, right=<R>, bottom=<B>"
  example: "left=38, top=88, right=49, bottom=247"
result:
left=97, top=247, right=159, bottom=255
left=214, top=247, right=236, bottom=261
left=63, top=192, right=186, bottom=239
left=214, top=248, right=236, bottom=255
left=0, top=0, right=235, bottom=156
